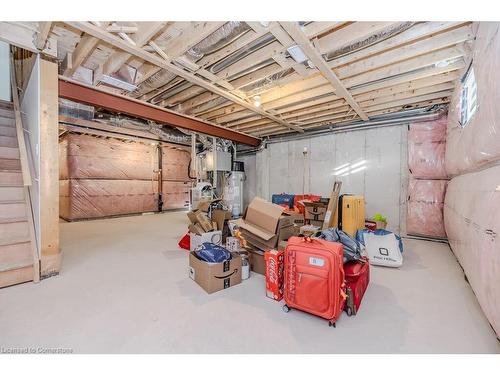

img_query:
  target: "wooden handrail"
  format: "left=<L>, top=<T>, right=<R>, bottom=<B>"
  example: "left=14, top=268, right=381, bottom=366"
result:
left=9, top=55, right=32, bottom=187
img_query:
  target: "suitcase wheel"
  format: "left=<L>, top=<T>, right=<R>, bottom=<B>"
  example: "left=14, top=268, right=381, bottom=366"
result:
left=328, top=321, right=336, bottom=328
left=346, top=306, right=353, bottom=317
left=282, top=304, right=291, bottom=313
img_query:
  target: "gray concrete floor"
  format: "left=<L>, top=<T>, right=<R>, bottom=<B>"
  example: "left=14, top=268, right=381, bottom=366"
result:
left=1, top=211, right=499, bottom=353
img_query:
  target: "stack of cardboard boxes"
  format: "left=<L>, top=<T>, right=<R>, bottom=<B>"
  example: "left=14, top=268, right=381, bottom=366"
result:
left=235, top=197, right=300, bottom=275
left=186, top=198, right=231, bottom=251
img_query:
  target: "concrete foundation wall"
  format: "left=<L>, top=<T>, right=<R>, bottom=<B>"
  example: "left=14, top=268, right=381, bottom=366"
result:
left=239, top=125, right=408, bottom=234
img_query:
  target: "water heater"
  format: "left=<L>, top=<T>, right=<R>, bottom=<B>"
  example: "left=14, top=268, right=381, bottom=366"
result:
left=224, top=164, right=245, bottom=217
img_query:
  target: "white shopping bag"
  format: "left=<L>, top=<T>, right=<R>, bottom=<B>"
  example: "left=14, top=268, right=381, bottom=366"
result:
left=363, top=232, right=403, bottom=268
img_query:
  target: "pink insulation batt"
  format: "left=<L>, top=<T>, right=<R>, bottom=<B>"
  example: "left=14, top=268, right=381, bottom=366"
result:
left=407, top=179, right=448, bottom=238
left=408, top=116, right=448, bottom=179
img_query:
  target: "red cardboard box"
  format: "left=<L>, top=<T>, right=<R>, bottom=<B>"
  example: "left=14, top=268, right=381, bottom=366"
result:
left=265, top=249, right=285, bottom=301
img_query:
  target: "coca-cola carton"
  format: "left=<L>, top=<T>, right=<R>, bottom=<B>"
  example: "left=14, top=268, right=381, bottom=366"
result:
left=265, top=249, right=285, bottom=301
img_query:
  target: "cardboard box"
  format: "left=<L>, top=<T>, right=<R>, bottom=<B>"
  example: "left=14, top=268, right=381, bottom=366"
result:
left=265, top=249, right=285, bottom=301
left=287, top=212, right=305, bottom=226
left=196, top=211, right=214, bottom=232
left=278, top=225, right=296, bottom=242
left=235, top=197, right=285, bottom=250
left=197, top=198, right=222, bottom=212
left=187, top=210, right=200, bottom=225
left=303, top=201, right=327, bottom=223
left=188, top=223, right=204, bottom=235
left=189, top=231, right=222, bottom=251
left=212, top=209, right=231, bottom=232
left=310, top=220, right=324, bottom=227
left=189, top=252, right=241, bottom=294
left=247, top=247, right=265, bottom=275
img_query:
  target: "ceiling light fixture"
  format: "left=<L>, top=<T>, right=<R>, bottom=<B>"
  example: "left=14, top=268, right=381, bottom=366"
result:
left=287, top=45, right=308, bottom=64
left=253, top=95, right=261, bottom=108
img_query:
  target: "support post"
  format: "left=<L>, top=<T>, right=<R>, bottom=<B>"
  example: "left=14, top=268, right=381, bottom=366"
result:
left=39, top=58, right=60, bottom=278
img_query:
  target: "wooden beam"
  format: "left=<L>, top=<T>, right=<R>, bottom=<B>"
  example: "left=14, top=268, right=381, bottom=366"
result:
left=39, top=58, right=60, bottom=278
left=35, top=22, right=52, bottom=50
left=58, top=77, right=261, bottom=146
left=101, top=22, right=167, bottom=79
left=0, top=22, right=57, bottom=57
left=63, top=34, right=100, bottom=77
left=64, top=22, right=303, bottom=133
left=280, top=22, right=369, bottom=121
left=106, top=25, right=138, bottom=33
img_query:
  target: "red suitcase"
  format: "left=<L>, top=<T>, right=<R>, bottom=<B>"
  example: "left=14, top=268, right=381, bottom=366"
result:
left=344, top=258, right=370, bottom=316
left=283, top=236, right=346, bottom=327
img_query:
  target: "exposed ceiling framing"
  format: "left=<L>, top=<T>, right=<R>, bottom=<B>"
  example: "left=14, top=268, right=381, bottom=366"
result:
left=0, top=21, right=474, bottom=138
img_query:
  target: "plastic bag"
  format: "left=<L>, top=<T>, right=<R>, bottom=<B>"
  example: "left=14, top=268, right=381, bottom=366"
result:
left=314, top=228, right=362, bottom=263
left=194, top=242, right=232, bottom=263
left=356, top=229, right=403, bottom=268
left=356, top=229, right=404, bottom=253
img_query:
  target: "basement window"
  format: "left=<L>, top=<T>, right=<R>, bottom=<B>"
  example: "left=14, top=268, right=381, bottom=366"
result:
left=459, top=64, right=477, bottom=127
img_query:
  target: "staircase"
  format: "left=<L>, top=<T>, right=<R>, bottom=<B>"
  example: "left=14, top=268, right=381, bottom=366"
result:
left=0, top=92, right=39, bottom=286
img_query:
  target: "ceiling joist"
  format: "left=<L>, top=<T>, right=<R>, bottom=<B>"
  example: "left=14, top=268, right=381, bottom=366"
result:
left=64, top=21, right=304, bottom=133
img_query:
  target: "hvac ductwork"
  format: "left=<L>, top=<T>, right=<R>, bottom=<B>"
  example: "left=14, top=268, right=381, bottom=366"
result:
left=132, top=22, right=251, bottom=99
left=237, top=106, right=447, bottom=155
left=323, top=22, right=417, bottom=61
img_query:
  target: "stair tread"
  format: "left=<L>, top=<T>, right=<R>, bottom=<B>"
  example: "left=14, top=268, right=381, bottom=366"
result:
left=0, top=259, right=33, bottom=273
left=0, top=217, right=28, bottom=224
left=0, top=234, right=30, bottom=247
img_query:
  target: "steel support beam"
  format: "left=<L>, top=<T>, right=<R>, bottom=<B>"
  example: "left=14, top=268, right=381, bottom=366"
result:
left=58, top=78, right=261, bottom=147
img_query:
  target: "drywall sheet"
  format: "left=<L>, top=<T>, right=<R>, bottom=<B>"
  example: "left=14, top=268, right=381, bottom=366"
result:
left=445, top=23, right=500, bottom=176
left=249, top=125, right=407, bottom=233
left=60, top=179, right=159, bottom=220
left=0, top=41, right=10, bottom=101
left=20, top=56, right=40, bottom=251
left=444, top=165, right=500, bottom=337
left=59, top=132, right=158, bottom=180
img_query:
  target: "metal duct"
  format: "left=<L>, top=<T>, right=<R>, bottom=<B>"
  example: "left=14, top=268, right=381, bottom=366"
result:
left=186, top=21, right=251, bottom=61
left=240, top=67, right=295, bottom=94
left=236, top=106, right=447, bottom=155
left=209, top=33, right=276, bottom=74
left=324, top=22, right=417, bottom=62
left=132, top=22, right=250, bottom=99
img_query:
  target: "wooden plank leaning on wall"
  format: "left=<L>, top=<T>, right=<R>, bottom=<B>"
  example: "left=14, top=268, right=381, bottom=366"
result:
left=39, top=57, right=60, bottom=278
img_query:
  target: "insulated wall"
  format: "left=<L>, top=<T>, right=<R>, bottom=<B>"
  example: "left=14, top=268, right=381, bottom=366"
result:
left=161, top=145, right=191, bottom=210
left=444, top=166, right=500, bottom=337
left=60, top=179, right=159, bottom=220
left=445, top=23, right=500, bottom=176
left=443, top=22, right=500, bottom=338
left=406, top=116, right=449, bottom=238
left=243, top=125, right=408, bottom=233
left=59, top=133, right=159, bottom=220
